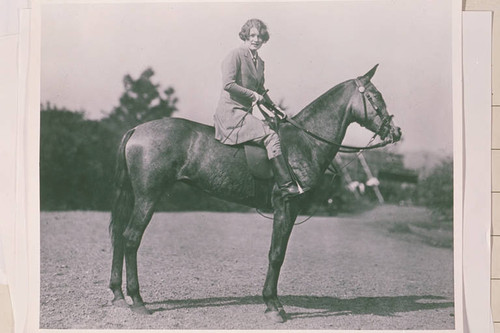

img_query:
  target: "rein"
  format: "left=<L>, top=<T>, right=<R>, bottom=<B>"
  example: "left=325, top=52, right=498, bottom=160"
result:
left=284, top=117, right=388, bottom=153
left=257, top=80, right=395, bottom=153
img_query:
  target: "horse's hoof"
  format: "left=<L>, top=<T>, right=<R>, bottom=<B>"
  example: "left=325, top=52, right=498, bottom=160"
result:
left=265, top=309, right=287, bottom=323
left=112, top=298, right=129, bottom=308
left=131, top=304, right=152, bottom=315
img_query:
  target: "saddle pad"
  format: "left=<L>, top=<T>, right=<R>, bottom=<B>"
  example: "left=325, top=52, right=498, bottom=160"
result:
left=244, top=145, right=273, bottom=179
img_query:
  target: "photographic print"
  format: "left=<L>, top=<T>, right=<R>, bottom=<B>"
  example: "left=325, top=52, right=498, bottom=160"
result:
left=39, top=0, right=462, bottom=330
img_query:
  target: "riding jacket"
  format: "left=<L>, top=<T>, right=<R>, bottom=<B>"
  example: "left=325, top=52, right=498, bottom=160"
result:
left=214, top=45, right=272, bottom=145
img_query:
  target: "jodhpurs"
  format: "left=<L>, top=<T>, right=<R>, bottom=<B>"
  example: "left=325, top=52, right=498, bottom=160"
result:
left=251, top=127, right=282, bottom=159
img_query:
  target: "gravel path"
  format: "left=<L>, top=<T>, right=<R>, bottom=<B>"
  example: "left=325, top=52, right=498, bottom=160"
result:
left=40, top=205, right=455, bottom=330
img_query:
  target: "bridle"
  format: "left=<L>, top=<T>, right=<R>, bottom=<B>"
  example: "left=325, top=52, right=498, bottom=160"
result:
left=258, top=79, right=396, bottom=153
left=353, top=78, right=394, bottom=142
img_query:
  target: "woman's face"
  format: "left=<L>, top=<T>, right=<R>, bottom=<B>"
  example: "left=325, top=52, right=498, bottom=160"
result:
left=245, top=27, right=263, bottom=51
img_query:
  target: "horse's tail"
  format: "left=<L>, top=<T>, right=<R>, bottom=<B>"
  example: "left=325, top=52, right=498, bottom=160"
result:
left=109, top=128, right=136, bottom=246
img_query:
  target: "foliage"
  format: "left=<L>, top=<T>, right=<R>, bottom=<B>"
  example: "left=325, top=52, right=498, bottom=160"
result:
left=41, top=68, right=179, bottom=211
left=102, top=67, right=178, bottom=137
left=415, top=158, right=453, bottom=221
left=40, top=104, right=116, bottom=210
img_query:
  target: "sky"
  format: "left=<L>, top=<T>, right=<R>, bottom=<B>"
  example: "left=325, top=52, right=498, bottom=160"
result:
left=41, top=0, right=455, bottom=155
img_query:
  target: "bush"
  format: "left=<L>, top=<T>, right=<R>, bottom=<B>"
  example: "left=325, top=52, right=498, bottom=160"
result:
left=40, top=106, right=116, bottom=210
left=415, top=158, right=453, bottom=221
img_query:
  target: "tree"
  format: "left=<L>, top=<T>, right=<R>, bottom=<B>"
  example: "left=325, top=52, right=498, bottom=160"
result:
left=40, top=103, right=116, bottom=210
left=416, top=158, right=453, bottom=221
left=103, top=67, right=178, bottom=136
left=40, top=68, right=181, bottom=211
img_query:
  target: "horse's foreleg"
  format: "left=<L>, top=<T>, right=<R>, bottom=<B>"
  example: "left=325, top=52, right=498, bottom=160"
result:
left=262, top=193, right=299, bottom=323
left=122, top=197, right=157, bottom=315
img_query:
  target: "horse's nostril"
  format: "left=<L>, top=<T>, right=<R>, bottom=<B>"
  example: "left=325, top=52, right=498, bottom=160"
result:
left=393, top=127, right=402, bottom=141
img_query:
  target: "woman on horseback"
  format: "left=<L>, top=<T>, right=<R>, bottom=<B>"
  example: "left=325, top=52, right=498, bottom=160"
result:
left=214, top=18, right=301, bottom=197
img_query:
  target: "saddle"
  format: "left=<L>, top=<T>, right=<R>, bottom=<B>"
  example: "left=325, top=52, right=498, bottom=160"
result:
left=244, top=144, right=273, bottom=179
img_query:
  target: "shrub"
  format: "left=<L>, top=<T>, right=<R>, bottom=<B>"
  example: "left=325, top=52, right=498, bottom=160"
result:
left=415, top=158, right=453, bottom=221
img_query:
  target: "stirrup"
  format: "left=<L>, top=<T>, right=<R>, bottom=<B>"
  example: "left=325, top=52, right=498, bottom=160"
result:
left=279, top=181, right=303, bottom=198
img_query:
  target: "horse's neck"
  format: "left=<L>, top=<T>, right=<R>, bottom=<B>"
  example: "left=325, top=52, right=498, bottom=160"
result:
left=292, top=81, right=353, bottom=166
left=293, top=81, right=352, bottom=141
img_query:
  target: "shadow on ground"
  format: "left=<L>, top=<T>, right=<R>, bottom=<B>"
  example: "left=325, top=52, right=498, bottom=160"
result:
left=146, top=294, right=453, bottom=320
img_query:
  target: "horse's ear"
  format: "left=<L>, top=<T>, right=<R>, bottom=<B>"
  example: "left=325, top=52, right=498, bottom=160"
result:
left=363, top=64, right=379, bottom=80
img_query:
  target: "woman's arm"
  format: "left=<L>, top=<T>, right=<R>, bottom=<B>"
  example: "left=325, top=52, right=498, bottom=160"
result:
left=222, top=50, right=256, bottom=101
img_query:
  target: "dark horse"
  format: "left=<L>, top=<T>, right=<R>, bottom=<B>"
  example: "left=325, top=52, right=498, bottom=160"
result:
left=108, top=65, right=402, bottom=322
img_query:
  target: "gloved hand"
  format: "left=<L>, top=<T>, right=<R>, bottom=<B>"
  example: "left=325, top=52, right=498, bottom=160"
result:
left=252, top=92, right=264, bottom=104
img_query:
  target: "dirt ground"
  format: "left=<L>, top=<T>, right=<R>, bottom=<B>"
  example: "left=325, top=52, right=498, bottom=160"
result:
left=40, top=205, right=455, bottom=330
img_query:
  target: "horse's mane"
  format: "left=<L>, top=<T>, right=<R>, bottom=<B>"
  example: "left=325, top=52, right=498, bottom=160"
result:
left=292, top=79, right=352, bottom=121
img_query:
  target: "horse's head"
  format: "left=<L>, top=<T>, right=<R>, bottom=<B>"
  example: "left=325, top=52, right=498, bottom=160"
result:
left=349, top=65, right=402, bottom=144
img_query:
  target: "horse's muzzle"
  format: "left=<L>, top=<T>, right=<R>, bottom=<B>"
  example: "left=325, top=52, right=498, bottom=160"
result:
left=386, top=126, right=402, bottom=143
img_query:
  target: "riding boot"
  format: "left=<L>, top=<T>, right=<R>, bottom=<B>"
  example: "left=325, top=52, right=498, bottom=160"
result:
left=270, top=155, right=302, bottom=197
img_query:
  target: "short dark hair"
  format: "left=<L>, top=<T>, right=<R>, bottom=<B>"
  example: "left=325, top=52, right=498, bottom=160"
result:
left=239, top=19, right=270, bottom=43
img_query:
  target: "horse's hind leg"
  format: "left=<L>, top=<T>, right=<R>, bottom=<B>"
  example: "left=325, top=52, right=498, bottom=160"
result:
left=110, top=239, right=127, bottom=307
left=109, top=179, right=135, bottom=308
left=122, top=195, right=158, bottom=315
left=262, top=191, right=299, bottom=323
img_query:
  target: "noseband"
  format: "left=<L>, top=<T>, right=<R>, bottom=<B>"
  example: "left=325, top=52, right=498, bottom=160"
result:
left=354, top=78, right=394, bottom=139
